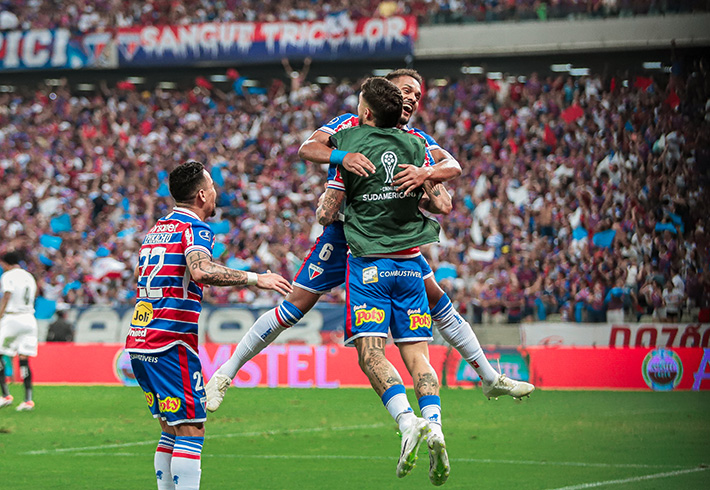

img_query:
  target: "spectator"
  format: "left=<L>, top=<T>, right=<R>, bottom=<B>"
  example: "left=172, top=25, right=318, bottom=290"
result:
left=45, top=309, right=73, bottom=342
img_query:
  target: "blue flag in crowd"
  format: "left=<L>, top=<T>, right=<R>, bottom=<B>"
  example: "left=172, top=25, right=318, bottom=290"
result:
left=35, top=297, right=56, bottom=320
left=572, top=227, right=588, bottom=240
left=40, top=234, right=63, bottom=250
left=213, top=242, right=226, bottom=258
left=210, top=220, right=231, bottom=235
left=592, top=229, right=616, bottom=248
left=96, top=246, right=111, bottom=257
left=157, top=182, right=171, bottom=197
left=654, top=222, right=677, bottom=234
left=50, top=213, right=72, bottom=233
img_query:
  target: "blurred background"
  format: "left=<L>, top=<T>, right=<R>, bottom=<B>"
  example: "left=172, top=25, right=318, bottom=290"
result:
left=0, top=0, right=709, bottom=390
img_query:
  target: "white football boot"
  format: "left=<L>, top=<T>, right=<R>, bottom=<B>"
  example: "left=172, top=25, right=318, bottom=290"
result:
left=0, top=395, right=13, bottom=409
left=427, top=430, right=450, bottom=486
left=396, top=417, right=429, bottom=478
left=482, top=374, right=535, bottom=400
left=16, top=400, right=35, bottom=411
left=205, top=373, right=232, bottom=412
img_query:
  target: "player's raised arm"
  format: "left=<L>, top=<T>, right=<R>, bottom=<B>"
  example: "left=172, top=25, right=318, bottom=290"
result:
left=316, top=187, right=346, bottom=227
left=299, top=128, right=376, bottom=177
left=394, top=147, right=462, bottom=194
left=185, top=250, right=292, bottom=296
left=419, top=181, right=453, bottom=215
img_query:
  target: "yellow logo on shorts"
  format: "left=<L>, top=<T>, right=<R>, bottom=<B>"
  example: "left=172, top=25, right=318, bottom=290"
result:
left=363, top=266, right=378, bottom=284
left=144, top=391, right=155, bottom=407
left=158, top=396, right=181, bottom=413
left=132, top=301, right=153, bottom=327
left=409, top=313, right=432, bottom=331
left=355, top=307, right=385, bottom=326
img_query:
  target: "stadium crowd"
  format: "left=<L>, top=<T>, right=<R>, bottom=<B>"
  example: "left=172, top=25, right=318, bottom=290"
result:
left=0, top=0, right=706, bottom=32
left=0, top=58, right=708, bottom=324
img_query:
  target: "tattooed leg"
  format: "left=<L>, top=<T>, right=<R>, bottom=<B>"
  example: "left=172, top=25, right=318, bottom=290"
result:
left=398, top=342, right=440, bottom=398
left=354, top=336, right=402, bottom=397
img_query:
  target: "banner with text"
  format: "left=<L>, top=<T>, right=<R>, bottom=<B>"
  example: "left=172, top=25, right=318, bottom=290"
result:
left=0, top=29, right=115, bottom=71
left=527, top=346, right=710, bottom=391
left=521, top=322, right=710, bottom=349
left=115, top=16, right=417, bottom=66
left=21, top=343, right=529, bottom=390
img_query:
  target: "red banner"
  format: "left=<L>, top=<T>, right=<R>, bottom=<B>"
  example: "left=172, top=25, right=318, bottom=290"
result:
left=527, top=346, right=710, bottom=391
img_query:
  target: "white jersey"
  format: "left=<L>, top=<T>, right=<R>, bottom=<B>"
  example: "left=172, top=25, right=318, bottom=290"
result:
left=1, top=268, right=37, bottom=314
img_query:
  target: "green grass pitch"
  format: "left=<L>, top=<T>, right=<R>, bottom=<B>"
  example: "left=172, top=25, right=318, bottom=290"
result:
left=0, top=385, right=708, bottom=489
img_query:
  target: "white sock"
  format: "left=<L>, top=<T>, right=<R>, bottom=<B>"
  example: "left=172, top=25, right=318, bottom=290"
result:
left=155, top=432, right=175, bottom=490
left=419, top=396, right=443, bottom=439
left=171, top=436, right=203, bottom=490
left=216, top=309, right=286, bottom=379
left=433, top=298, right=499, bottom=384
left=381, top=385, right=415, bottom=432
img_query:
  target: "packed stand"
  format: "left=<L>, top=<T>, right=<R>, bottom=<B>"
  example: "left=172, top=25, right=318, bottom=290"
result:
left=0, top=60, right=708, bottom=323
left=1, top=0, right=706, bottom=32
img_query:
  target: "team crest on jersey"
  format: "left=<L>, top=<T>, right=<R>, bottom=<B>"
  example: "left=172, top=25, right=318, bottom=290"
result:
left=309, top=264, right=324, bottom=280
left=381, top=151, right=398, bottom=184
left=132, top=301, right=153, bottom=327
left=363, top=266, right=378, bottom=284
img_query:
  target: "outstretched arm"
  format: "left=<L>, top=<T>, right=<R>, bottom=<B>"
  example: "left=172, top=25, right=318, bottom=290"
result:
left=316, top=188, right=346, bottom=227
left=185, top=251, right=292, bottom=296
left=394, top=147, right=462, bottom=194
left=419, top=181, right=452, bottom=215
left=298, top=129, right=376, bottom=177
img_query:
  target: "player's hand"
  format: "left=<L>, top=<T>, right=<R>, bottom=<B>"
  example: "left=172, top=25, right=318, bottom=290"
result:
left=342, top=152, right=376, bottom=177
left=256, top=271, right=293, bottom=296
left=393, top=164, right=432, bottom=194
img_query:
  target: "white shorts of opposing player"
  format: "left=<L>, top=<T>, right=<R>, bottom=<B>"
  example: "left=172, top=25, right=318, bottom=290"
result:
left=0, top=313, right=38, bottom=357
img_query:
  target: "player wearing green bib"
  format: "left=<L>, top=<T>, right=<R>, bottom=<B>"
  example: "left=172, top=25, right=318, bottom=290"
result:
left=318, top=77, right=452, bottom=485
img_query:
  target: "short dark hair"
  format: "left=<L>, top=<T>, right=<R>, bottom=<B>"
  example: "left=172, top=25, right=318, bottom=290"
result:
left=169, top=161, right=206, bottom=203
left=1, top=250, right=22, bottom=265
left=360, top=77, right=403, bottom=128
left=385, top=68, right=423, bottom=86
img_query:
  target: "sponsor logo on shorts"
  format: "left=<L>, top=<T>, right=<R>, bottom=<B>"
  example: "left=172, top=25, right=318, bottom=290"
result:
left=363, top=266, right=378, bottom=284
left=408, top=313, right=431, bottom=331
left=158, top=396, right=182, bottom=413
left=144, top=391, right=155, bottom=407
left=132, top=301, right=153, bottom=327
left=130, top=353, right=158, bottom=363
left=355, top=307, right=386, bottom=326
left=309, top=264, right=324, bottom=280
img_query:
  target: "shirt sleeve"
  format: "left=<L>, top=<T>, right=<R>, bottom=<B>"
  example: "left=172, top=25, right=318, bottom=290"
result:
left=317, top=113, right=359, bottom=136
left=183, top=221, right=214, bottom=257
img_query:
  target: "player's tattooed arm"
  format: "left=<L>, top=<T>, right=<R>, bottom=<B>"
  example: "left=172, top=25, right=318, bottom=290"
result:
left=186, top=250, right=250, bottom=286
left=394, top=148, right=461, bottom=193
left=316, top=188, right=345, bottom=227
left=419, top=181, right=452, bottom=215
left=299, top=128, right=375, bottom=176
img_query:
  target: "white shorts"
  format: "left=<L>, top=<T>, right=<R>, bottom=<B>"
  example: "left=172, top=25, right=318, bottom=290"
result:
left=0, top=313, right=38, bottom=357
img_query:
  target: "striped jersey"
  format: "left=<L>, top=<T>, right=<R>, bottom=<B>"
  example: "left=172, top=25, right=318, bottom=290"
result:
left=318, top=113, right=440, bottom=182
left=125, top=207, right=214, bottom=355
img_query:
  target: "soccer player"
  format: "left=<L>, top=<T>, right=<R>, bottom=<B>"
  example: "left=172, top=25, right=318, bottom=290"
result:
left=206, top=69, right=533, bottom=407
left=0, top=250, right=38, bottom=411
left=319, top=76, right=451, bottom=483
left=125, top=161, right=292, bottom=490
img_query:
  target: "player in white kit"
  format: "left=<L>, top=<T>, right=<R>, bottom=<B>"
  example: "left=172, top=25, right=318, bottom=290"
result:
left=0, top=251, right=39, bottom=411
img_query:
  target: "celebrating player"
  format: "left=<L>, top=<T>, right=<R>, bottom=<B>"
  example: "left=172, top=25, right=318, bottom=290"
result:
left=205, top=69, right=533, bottom=412
left=0, top=250, right=38, bottom=411
left=318, top=76, right=451, bottom=483
left=125, top=161, right=291, bottom=490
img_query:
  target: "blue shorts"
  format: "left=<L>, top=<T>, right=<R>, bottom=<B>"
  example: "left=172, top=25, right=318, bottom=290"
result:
left=293, top=222, right=434, bottom=294
left=293, top=221, right=349, bottom=294
left=345, top=255, right=432, bottom=345
left=129, top=345, right=207, bottom=426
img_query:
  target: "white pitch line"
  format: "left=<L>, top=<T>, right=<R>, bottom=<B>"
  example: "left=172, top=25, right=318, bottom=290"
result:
left=547, top=467, right=709, bottom=490
left=37, top=451, right=698, bottom=473
left=21, top=423, right=388, bottom=455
